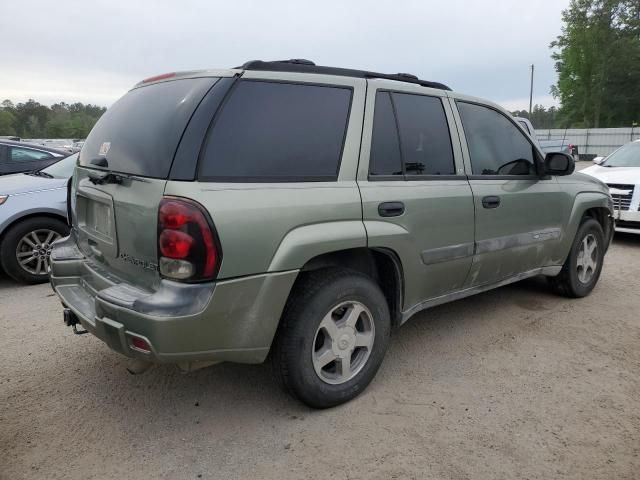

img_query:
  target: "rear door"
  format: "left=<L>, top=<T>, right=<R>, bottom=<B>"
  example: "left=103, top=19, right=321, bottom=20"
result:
left=451, top=98, right=564, bottom=286
left=72, top=76, right=222, bottom=290
left=358, top=80, right=475, bottom=314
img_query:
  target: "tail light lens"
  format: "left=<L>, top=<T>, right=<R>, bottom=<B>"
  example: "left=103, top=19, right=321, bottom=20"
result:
left=158, top=197, right=221, bottom=282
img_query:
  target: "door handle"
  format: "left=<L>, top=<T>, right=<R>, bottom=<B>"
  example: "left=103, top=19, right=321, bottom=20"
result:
left=378, top=201, right=405, bottom=217
left=482, top=196, right=501, bottom=209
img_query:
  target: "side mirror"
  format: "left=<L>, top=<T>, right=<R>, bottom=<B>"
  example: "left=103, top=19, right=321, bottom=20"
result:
left=593, top=156, right=605, bottom=165
left=544, top=152, right=575, bottom=176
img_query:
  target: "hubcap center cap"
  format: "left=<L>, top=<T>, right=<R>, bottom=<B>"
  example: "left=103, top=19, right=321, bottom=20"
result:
left=333, top=328, right=356, bottom=357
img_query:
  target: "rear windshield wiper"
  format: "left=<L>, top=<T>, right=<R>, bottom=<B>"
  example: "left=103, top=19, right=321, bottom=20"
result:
left=87, top=169, right=150, bottom=185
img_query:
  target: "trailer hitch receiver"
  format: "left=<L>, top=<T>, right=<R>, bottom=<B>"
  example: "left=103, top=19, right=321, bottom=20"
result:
left=63, top=308, right=88, bottom=335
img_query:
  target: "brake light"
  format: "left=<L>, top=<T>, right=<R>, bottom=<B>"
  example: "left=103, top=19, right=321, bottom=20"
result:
left=142, top=72, right=176, bottom=83
left=158, top=197, right=221, bottom=282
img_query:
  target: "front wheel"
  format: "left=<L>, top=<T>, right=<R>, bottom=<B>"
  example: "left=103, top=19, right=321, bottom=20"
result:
left=549, top=218, right=605, bottom=298
left=271, top=269, right=391, bottom=408
left=0, top=217, right=69, bottom=284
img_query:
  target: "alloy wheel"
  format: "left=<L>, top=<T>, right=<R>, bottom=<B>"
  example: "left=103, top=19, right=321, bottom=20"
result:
left=15, top=229, right=61, bottom=276
left=312, top=300, right=375, bottom=385
left=576, top=233, right=598, bottom=284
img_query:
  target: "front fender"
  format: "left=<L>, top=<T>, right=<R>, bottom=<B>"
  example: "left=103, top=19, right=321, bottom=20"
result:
left=267, top=220, right=367, bottom=272
left=558, top=191, right=613, bottom=260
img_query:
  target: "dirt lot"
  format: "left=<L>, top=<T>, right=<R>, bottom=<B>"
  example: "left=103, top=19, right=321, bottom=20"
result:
left=1, top=233, right=639, bottom=480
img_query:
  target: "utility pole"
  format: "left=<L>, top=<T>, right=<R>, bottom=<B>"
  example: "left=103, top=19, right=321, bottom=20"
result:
left=529, top=64, right=535, bottom=117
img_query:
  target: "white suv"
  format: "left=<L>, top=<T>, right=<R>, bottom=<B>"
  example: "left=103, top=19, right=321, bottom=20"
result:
left=582, top=140, right=640, bottom=234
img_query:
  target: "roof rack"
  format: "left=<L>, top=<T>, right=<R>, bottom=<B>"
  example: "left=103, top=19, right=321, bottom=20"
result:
left=236, top=59, right=451, bottom=91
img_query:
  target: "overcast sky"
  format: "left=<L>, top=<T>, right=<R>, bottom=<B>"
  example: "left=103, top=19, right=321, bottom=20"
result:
left=1, top=0, right=569, bottom=111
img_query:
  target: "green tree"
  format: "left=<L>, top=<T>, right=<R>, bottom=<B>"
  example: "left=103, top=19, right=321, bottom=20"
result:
left=0, top=109, right=17, bottom=135
left=0, top=99, right=106, bottom=139
left=511, top=105, right=560, bottom=129
left=551, top=0, right=640, bottom=127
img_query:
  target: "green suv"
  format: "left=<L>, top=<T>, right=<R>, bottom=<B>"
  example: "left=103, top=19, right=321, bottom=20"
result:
left=50, top=60, right=614, bottom=408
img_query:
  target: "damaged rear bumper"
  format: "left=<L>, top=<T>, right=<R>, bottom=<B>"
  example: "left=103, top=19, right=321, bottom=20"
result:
left=49, top=235, right=297, bottom=365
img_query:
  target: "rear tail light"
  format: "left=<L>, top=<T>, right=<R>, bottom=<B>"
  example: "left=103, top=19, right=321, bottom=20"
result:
left=158, top=197, right=221, bottom=282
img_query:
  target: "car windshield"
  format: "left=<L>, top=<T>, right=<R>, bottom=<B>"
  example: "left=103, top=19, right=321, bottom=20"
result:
left=602, top=142, right=640, bottom=167
left=40, top=153, right=78, bottom=178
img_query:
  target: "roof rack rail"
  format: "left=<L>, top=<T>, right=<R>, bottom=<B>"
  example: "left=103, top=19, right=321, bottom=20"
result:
left=236, top=60, right=451, bottom=91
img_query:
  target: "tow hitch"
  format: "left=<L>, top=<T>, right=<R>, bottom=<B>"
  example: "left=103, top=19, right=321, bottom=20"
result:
left=63, top=308, right=88, bottom=335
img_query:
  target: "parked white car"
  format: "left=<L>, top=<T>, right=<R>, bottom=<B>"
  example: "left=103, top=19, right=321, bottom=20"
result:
left=581, top=140, right=640, bottom=234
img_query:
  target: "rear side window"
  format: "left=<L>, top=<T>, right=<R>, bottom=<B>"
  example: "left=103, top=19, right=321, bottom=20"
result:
left=393, top=93, right=455, bottom=176
left=369, top=91, right=455, bottom=178
left=369, top=92, right=402, bottom=176
left=11, top=147, right=52, bottom=162
left=79, top=78, right=217, bottom=178
left=200, top=80, right=352, bottom=181
left=458, top=102, right=536, bottom=176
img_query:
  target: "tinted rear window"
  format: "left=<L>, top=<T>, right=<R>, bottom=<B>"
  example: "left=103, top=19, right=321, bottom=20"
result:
left=200, top=80, right=352, bottom=181
left=393, top=93, right=455, bottom=176
left=79, top=78, right=217, bottom=178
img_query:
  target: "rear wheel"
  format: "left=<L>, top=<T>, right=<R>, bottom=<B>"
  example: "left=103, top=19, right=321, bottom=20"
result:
left=272, top=269, right=391, bottom=408
left=0, top=217, right=69, bottom=284
left=549, top=218, right=605, bottom=298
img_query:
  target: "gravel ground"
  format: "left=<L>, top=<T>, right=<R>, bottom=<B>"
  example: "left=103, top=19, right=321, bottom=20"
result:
left=1, top=235, right=639, bottom=480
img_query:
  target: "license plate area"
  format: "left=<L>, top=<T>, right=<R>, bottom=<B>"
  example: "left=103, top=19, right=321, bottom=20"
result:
left=76, top=186, right=118, bottom=258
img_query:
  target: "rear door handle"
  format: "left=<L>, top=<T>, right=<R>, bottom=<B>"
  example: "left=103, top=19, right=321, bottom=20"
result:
left=482, top=196, right=501, bottom=209
left=378, top=201, right=405, bottom=217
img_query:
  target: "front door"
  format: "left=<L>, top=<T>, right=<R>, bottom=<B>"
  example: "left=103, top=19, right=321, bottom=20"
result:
left=358, top=82, right=475, bottom=314
left=451, top=99, right=565, bottom=287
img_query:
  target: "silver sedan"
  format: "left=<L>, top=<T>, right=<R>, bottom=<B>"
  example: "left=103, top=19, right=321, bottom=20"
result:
left=0, top=153, right=77, bottom=283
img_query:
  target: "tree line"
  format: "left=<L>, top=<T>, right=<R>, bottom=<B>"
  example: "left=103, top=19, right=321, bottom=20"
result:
left=0, top=99, right=106, bottom=139
left=550, top=0, right=640, bottom=128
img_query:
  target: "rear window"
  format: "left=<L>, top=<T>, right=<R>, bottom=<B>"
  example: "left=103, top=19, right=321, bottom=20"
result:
left=79, top=78, right=217, bottom=178
left=200, top=80, right=352, bottom=181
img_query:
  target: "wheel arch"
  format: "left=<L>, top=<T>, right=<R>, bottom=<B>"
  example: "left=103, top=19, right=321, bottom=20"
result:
left=0, top=210, right=69, bottom=246
left=560, top=192, right=613, bottom=260
left=294, top=247, right=405, bottom=327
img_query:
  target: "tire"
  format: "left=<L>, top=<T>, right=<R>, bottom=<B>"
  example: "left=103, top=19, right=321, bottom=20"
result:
left=549, top=218, right=605, bottom=298
left=0, top=216, right=69, bottom=284
left=271, top=268, right=391, bottom=408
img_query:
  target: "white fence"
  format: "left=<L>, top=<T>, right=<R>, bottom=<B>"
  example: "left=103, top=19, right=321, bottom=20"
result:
left=536, top=128, right=640, bottom=158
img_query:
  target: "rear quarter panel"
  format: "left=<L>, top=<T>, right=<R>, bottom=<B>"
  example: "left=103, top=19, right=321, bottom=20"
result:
left=163, top=181, right=367, bottom=279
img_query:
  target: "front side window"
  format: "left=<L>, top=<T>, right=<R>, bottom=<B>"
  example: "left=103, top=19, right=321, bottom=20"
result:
left=458, top=102, right=536, bottom=176
left=369, top=91, right=455, bottom=178
left=10, top=147, right=52, bottom=162
left=200, top=80, right=352, bottom=181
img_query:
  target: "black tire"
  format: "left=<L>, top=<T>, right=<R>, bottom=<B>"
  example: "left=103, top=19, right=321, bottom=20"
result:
left=549, top=218, right=605, bottom=298
left=0, top=216, right=69, bottom=284
left=271, top=268, right=391, bottom=409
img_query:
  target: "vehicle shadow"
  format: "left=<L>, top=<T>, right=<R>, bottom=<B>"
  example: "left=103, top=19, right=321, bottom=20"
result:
left=48, top=273, right=562, bottom=432
left=612, top=231, right=640, bottom=246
